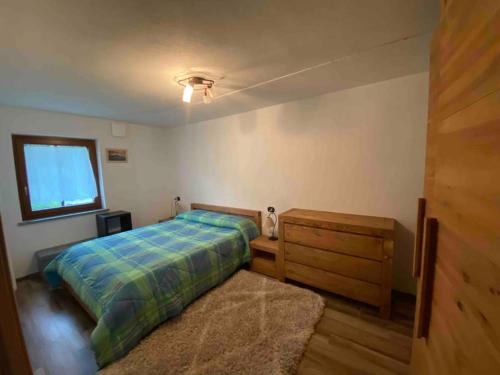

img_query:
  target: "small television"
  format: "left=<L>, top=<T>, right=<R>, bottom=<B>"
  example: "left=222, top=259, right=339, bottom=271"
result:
left=96, top=211, right=132, bottom=237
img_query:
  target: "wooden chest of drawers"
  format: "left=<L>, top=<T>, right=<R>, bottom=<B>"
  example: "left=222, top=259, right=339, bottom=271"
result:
left=277, top=208, right=395, bottom=318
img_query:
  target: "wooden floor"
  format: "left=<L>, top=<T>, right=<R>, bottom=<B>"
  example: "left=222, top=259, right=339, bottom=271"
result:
left=16, top=275, right=97, bottom=375
left=296, top=282, right=415, bottom=375
left=16, top=275, right=415, bottom=375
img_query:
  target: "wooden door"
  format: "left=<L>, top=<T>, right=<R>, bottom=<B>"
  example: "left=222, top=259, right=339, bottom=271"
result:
left=411, top=0, right=500, bottom=374
left=0, top=214, right=32, bottom=375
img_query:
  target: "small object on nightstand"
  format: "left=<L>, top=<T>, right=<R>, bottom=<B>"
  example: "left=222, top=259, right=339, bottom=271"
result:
left=96, top=211, right=132, bottom=237
left=171, top=196, right=181, bottom=217
left=159, top=197, right=181, bottom=223
left=266, top=206, right=278, bottom=241
left=250, top=235, right=280, bottom=279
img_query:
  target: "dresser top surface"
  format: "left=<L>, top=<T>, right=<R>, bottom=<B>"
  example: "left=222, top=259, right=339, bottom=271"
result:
left=279, top=208, right=395, bottom=236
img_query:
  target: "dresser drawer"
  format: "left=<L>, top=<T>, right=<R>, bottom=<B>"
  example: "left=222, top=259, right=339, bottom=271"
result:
left=284, top=223, right=383, bottom=260
left=285, top=261, right=381, bottom=306
left=284, top=242, right=382, bottom=284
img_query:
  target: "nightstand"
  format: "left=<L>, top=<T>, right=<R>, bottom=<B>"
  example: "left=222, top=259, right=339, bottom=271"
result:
left=250, top=235, right=282, bottom=280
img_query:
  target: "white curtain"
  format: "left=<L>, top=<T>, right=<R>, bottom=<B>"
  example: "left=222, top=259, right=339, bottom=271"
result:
left=24, top=144, right=98, bottom=210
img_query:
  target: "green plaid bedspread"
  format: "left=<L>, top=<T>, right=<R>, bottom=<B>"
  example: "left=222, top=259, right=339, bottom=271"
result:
left=44, top=209, right=259, bottom=367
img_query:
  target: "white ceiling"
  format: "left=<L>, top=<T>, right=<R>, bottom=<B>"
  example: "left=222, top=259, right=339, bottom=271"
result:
left=0, top=0, right=438, bottom=127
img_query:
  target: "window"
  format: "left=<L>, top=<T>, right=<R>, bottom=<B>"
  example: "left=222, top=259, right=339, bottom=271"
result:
left=12, top=135, right=103, bottom=221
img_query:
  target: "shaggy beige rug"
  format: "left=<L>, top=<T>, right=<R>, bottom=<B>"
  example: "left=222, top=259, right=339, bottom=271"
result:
left=99, top=270, right=324, bottom=375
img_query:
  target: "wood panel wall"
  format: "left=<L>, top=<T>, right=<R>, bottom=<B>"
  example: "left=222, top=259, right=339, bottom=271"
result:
left=411, top=0, right=500, bottom=373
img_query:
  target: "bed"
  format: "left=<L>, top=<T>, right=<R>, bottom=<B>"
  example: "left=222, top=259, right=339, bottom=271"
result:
left=44, top=203, right=261, bottom=367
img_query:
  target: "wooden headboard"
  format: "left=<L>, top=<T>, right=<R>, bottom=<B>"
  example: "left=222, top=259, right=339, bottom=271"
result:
left=190, top=203, right=262, bottom=234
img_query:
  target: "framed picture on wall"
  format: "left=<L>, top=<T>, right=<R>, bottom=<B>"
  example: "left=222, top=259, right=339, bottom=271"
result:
left=106, top=148, right=128, bottom=163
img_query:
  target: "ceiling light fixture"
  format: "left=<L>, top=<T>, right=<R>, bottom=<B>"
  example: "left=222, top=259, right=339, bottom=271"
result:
left=177, top=76, right=215, bottom=104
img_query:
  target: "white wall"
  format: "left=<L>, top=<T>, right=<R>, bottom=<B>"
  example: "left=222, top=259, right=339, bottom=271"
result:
left=0, top=106, right=172, bottom=277
left=0, top=72, right=428, bottom=293
left=166, top=72, right=428, bottom=294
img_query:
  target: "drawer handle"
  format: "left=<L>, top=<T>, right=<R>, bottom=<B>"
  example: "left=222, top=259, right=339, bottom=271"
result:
left=412, top=198, right=426, bottom=277
left=415, top=217, right=438, bottom=339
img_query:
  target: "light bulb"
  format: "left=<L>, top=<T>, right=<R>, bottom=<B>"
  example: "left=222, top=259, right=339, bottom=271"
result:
left=182, top=83, right=194, bottom=103
left=206, top=87, right=214, bottom=99
left=203, top=89, right=212, bottom=104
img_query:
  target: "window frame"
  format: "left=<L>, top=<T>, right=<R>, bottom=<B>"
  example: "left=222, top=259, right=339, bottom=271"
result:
left=12, top=135, right=103, bottom=221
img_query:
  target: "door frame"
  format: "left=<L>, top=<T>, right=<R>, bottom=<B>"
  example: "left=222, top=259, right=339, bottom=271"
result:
left=0, top=213, right=32, bottom=374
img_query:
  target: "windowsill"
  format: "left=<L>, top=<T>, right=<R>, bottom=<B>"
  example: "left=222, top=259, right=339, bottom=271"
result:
left=18, top=208, right=109, bottom=226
